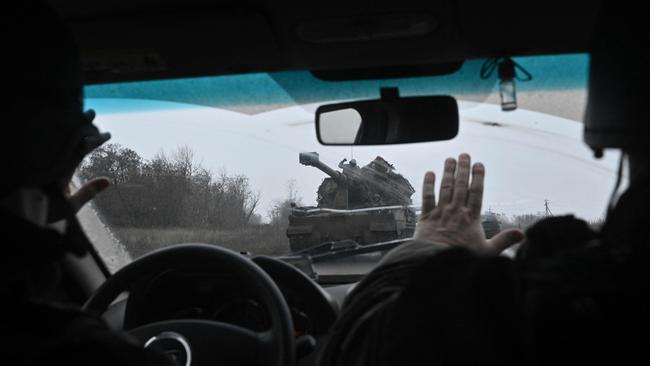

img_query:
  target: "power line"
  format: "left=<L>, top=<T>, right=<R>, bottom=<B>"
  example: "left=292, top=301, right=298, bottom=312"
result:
left=544, top=199, right=553, bottom=216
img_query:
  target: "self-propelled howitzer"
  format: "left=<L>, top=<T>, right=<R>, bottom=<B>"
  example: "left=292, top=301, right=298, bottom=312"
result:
left=288, top=152, right=417, bottom=252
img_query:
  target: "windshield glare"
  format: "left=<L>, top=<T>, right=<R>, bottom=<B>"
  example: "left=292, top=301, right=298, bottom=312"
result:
left=78, top=54, right=620, bottom=276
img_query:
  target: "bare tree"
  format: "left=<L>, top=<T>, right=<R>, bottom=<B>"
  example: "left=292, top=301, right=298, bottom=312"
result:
left=268, top=180, right=303, bottom=226
left=172, top=145, right=201, bottom=177
left=244, top=191, right=261, bottom=225
left=287, top=179, right=300, bottom=203
left=81, top=144, right=263, bottom=230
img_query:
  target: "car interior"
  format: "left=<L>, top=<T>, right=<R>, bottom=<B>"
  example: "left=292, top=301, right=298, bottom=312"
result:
left=30, top=1, right=618, bottom=365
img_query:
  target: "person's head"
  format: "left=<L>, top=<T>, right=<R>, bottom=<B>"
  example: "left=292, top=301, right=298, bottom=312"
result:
left=1, top=2, right=109, bottom=223
left=584, top=3, right=650, bottom=189
left=379, top=249, right=523, bottom=366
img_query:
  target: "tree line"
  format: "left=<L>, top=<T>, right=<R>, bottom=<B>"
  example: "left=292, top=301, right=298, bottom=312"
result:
left=81, top=143, right=597, bottom=236
left=495, top=212, right=604, bottom=231
left=80, top=144, right=264, bottom=230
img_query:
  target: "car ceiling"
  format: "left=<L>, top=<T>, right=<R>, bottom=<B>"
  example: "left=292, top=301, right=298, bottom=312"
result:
left=47, top=0, right=601, bottom=84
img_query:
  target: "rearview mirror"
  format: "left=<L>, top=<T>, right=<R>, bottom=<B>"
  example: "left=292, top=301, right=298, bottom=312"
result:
left=316, top=88, right=459, bottom=145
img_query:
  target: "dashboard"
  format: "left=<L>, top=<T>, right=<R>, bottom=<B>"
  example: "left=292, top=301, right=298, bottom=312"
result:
left=125, top=270, right=272, bottom=331
left=103, top=256, right=352, bottom=362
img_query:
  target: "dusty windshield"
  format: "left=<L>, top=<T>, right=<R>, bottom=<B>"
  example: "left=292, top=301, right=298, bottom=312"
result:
left=78, top=54, right=620, bottom=276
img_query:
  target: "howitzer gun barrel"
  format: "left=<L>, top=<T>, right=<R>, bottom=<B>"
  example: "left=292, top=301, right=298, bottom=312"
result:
left=299, top=152, right=344, bottom=181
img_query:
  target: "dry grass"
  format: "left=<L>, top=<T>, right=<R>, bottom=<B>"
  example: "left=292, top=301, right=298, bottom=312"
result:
left=112, top=225, right=290, bottom=259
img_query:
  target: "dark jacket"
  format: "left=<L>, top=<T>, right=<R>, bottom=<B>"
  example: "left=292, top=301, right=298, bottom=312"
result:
left=320, top=186, right=650, bottom=366
left=0, top=210, right=172, bottom=366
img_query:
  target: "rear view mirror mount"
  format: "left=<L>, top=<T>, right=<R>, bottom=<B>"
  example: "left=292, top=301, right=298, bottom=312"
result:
left=316, top=87, right=459, bottom=145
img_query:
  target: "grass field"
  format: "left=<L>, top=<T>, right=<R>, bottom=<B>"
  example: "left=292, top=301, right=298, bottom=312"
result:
left=112, top=225, right=290, bottom=259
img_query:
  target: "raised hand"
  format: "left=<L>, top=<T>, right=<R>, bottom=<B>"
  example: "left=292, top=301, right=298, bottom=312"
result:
left=414, top=153, right=524, bottom=255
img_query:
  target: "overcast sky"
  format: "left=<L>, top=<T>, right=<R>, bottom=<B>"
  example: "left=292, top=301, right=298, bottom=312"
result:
left=86, top=96, right=621, bottom=222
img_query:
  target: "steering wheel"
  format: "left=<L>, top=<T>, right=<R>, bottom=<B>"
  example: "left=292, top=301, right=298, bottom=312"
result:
left=84, top=244, right=295, bottom=366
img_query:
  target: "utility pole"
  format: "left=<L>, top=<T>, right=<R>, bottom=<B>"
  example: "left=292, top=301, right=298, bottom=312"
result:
left=544, top=199, right=553, bottom=216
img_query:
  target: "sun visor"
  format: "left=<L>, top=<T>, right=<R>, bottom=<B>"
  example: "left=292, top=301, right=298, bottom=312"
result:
left=69, top=11, right=283, bottom=84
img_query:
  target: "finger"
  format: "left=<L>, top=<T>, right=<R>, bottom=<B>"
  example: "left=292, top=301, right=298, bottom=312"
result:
left=420, top=171, right=436, bottom=216
left=487, top=229, right=525, bottom=254
left=84, top=132, right=111, bottom=154
left=438, top=158, right=456, bottom=206
left=69, top=177, right=111, bottom=212
left=467, top=162, right=485, bottom=217
left=451, top=153, right=471, bottom=205
left=83, top=108, right=97, bottom=122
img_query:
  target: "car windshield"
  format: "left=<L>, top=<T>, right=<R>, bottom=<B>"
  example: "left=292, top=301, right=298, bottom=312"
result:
left=78, top=53, right=620, bottom=278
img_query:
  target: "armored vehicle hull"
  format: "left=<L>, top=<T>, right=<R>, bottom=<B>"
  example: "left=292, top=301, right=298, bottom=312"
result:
left=288, top=205, right=416, bottom=252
